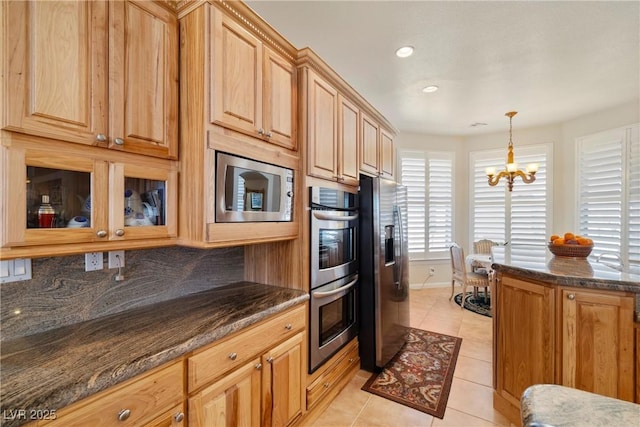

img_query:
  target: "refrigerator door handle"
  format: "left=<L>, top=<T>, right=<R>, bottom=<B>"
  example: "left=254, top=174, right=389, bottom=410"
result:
left=312, top=211, right=359, bottom=222
left=395, top=205, right=405, bottom=288
left=312, top=276, right=358, bottom=298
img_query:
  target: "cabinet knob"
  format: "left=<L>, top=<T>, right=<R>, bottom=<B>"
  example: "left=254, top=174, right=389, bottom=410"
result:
left=117, top=409, right=131, bottom=422
left=228, top=352, right=238, bottom=360
left=323, top=382, right=330, bottom=388
left=286, top=191, right=293, bottom=198
left=255, top=363, right=262, bottom=370
left=257, top=128, right=264, bottom=135
left=284, top=323, right=292, bottom=330
left=114, top=229, right=125, bottom=237
left=338, top=177, right=345, bottom=182
left=348, top=358, right=354, bottom=363
left=266, top=356, right=274, bottom=363
left=114, top=137, right=124, bottom=145
left=173, top=412, right=184, bottom=423
left=96, top=230, right=108, bottom=238
left=265, top=131, right=272, bottom=138
left=96, top=133, right=107, bottom=142
left=567, top=293, right=575, bottom=300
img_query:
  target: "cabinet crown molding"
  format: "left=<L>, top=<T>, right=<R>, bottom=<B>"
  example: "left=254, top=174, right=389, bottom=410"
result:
left=297, top=48, right=398, bottom=135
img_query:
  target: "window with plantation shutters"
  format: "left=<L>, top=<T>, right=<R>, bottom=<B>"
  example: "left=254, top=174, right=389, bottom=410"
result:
left=577, top=124, right=640, bottom=265
left=400, top=151, right=454, bottom=259
left=470, top=144, right=551, bottom=261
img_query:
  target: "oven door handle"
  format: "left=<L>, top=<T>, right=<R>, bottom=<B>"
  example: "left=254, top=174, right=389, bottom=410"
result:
left=312, top=277, right=358, bottom=298
left=312, top=211, right=359, bottom=222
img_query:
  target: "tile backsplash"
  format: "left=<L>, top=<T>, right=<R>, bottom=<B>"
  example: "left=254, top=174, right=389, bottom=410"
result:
left=0, top=246, right=244, bottom=341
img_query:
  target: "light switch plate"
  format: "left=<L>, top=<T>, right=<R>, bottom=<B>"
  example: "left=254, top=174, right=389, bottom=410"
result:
left=85, top=252, right=104, bottom=272
left=0, top=259, right=32, bottom=283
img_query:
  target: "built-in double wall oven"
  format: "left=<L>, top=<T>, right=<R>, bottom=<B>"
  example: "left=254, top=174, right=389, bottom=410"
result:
left=309, top=186, right=358, bottom=373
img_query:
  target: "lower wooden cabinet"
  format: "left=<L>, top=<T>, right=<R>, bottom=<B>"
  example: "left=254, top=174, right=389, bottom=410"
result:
left=494, top=273, right=637, bottom=424
left=32, top=362, right=184, bottom=427
left=188, top=358, right=262, bottom=427
left=187, top=305, right=306, bottom=427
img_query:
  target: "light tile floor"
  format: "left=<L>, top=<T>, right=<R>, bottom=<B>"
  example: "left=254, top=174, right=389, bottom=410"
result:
left=306, top=286, right=513, bottom=427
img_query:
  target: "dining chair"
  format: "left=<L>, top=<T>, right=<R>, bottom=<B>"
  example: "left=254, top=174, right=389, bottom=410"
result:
left=472, top=239, right=497, bottom=274
left=449, top=243, right=490, bottom=309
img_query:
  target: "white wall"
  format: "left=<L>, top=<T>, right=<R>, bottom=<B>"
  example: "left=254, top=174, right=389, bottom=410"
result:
left=395, top=101, right=640, bottom=287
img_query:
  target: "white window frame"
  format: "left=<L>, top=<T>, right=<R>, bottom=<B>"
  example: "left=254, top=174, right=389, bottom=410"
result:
left=399, top=150, right=455, bottom=261
left=469, top=143, right=553, bottom=255
left=575, top=124, right=640, bottom=265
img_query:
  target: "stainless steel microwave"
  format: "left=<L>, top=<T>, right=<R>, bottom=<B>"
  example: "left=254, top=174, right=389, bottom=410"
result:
left=215, top=152, right=294, bottom=223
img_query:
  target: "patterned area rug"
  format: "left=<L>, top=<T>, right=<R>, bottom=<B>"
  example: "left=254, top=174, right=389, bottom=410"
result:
left=361, top=328, right=462, bottom=419
left=454, top=292, right=492, bottom=318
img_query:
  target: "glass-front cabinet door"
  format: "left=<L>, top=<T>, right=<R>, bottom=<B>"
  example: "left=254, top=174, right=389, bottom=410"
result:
left=108, top=162, right=177, bottom=241
left=2, top=147, right=109, bottom=247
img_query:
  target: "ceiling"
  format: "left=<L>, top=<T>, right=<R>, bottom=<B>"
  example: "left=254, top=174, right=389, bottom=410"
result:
left=245, top=0, right=640, bottom=136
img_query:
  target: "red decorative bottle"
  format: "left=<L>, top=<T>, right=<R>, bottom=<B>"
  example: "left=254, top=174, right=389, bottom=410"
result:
left=38, top=195, right=56, bottom=228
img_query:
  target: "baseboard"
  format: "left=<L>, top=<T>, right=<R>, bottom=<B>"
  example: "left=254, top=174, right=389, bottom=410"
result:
left=410, top=281, right=449, bottom=289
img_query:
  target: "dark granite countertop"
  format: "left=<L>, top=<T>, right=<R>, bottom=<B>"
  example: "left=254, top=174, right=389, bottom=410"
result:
left=521, top=384, right=640, bottom=426
left=491, top=246, right=640, bottom=293
left=0, top=282, right=308, bottom=426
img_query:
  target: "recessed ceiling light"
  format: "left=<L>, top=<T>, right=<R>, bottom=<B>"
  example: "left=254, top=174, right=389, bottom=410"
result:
left=470, top=122, right=488, bottom=127
left=422, top=85, right=439, bottom=93
left=395, top=46, right=414, bottom=58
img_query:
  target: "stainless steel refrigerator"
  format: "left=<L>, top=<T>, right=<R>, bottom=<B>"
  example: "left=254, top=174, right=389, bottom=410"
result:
left=359, top=174, right=410, bottom=371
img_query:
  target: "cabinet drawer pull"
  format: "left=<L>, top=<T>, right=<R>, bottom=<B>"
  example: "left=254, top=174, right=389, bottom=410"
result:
left=255, top=363, right=262, bottom=370
left=228, top=352, right=238, bottom=360
left=118, top=409, right=131, bottom=422
left=96, top=133, right=107, bottom=142
left=174, top=412, right=184, bottom=423
left=114, top=229, right=125, bottom=237
left=96, top=230, right=107, bottom=238
left=114, top=137, right=124, bottom=145
left=567, top=293, right=575, bottom=300
left=284, top=323, right=293, bottom=330
left=266, top=356, right=274, bottom=363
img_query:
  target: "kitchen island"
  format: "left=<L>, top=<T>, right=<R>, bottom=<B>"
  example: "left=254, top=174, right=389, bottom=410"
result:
left=0, top=282, right=308, bottom=427
left=490, top=246, right=640, bottom=425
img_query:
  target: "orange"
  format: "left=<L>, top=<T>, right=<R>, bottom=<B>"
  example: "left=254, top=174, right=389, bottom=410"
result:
left=550, top=234, right=560, bottom=242
left=553, top=238, right=565, bottom=245
left=577, top=237, right=593, bottom=246
left=564, top=232, right=575, bottom=241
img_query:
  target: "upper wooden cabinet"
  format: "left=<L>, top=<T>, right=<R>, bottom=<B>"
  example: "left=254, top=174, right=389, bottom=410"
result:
left=210, top=8, right=297, bottom=150
left=303, top=69, right=360, bottom=187
left=2, top=0, right=178, bottom=159
left=360, top=112, right=394, bottom=179
left=0, top=138, right=177, bottom=259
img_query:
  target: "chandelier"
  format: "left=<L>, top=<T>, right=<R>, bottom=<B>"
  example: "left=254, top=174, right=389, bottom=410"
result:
left=485, top=111, right=538, bottom=191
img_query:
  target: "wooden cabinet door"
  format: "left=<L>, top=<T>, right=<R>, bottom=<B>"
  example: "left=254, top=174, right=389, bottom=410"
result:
left=497, top=276, right=555, bottom=407
left=142, top=404, right=184, bottom=427
left=3, top=1, right=108, bottom=146
left=188, top=358, right=262, bottom=427
left=379, top=128, right=394, bottom=179
left=1, top=146, right=109, bottom=248
left=338, top=95, right=360, bottom=186
left=262, top=333, right=304, bottom=427
left=210, top=8, right=263, bottom=138
left=109, top=161, right=177, bottom=242
left=306, top=69, right=338, bottom=182
left=360, top=112, right=379, bottom=176
left=109, top=0, right=178, bottom=159
left=263, top=47, right=296, bottom=150
left=560, top=287, right=635, bottom=401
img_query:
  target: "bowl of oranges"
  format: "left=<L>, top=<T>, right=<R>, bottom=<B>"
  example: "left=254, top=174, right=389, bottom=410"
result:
left=547, top=232, right=593, bottom=257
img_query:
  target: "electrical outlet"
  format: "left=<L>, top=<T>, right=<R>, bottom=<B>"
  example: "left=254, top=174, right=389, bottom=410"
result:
left=85, top=252, right=104, bottom=272
left=108, top=251, right=125, bottom=269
